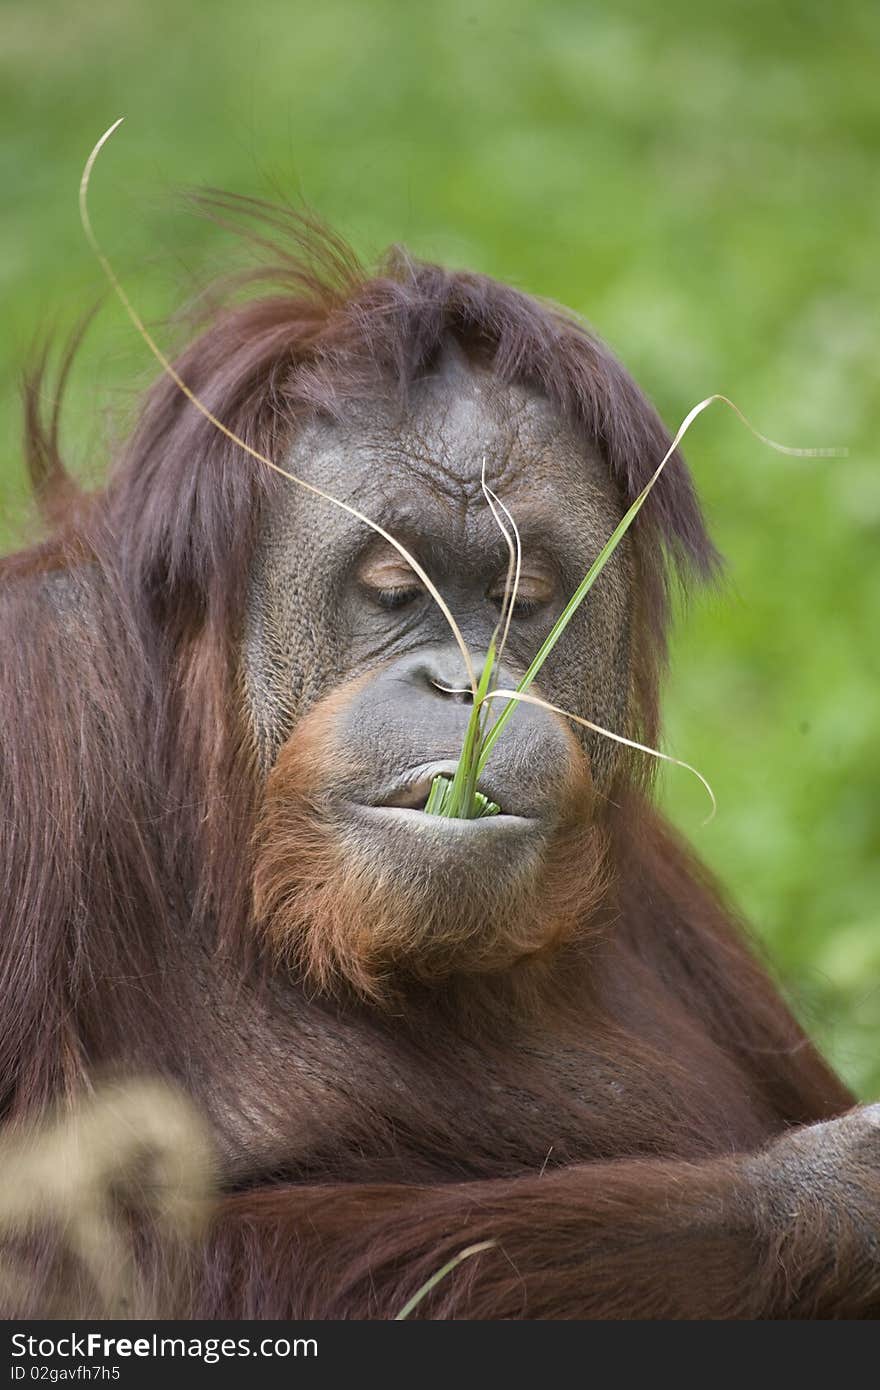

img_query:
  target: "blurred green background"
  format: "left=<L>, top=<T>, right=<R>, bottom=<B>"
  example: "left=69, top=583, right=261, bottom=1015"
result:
left=1, top=1, right=877, bottom=1095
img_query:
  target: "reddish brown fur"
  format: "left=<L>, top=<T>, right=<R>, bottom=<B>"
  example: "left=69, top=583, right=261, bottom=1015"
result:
left=0, top=201, right=868, bottom=1319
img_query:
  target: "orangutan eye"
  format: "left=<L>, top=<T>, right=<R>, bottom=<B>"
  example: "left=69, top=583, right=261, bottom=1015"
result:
left=487, top=571, right=555, bottom=618
left=503, top=595, right=541, bottom=618
left=371, top=585, right=423, bottom=611
left=357, top=551, right=426, bottom=613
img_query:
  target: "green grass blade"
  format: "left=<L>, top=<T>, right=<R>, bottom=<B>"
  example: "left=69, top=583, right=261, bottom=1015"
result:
left=427, top=635, right=498, bottom=818
left=477, top=479, right=654, bottom=772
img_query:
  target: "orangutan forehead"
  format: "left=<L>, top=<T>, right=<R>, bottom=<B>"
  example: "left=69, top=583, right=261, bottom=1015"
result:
left=283, top=363, right=615, bottom=521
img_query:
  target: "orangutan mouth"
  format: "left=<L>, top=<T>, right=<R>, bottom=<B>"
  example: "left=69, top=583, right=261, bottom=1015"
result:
left=369, top=762, right=507, bottom=816
left=348, top=764, right=555, bottom=839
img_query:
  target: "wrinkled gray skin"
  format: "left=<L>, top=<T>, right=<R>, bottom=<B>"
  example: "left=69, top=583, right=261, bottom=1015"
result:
left=243, top=348, right=633, bottom=876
